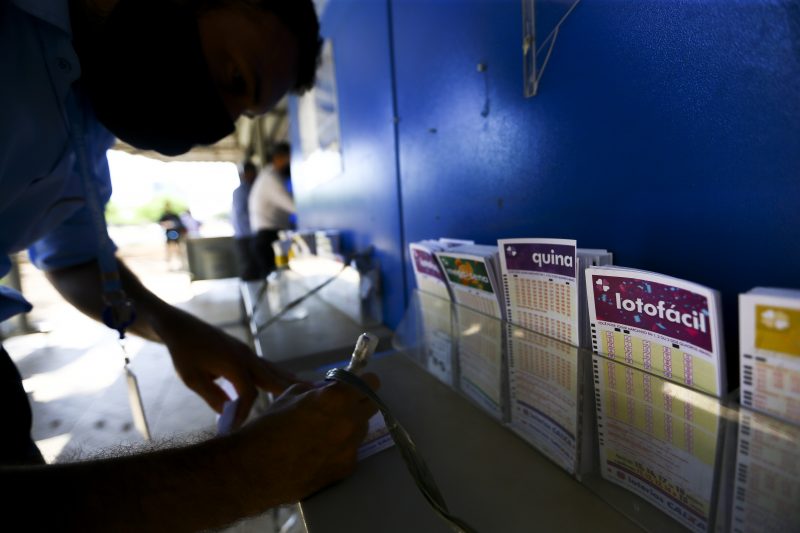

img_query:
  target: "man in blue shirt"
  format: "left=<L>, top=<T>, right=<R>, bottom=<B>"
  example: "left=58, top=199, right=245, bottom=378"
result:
left=232, top=160, right=260, bottom=280
left=1, top=0, right=378, bottom=528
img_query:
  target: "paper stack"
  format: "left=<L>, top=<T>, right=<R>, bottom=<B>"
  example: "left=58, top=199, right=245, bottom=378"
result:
left=592, top=354, right=723, bottom=533
left=435, top=244, right=504, bottom=319
left=499, top=238, right=612, bottom=347
left=507, top=331, right=583, bottom=474
left=408, top=239, right=472, bottom=300
left=454, top=304, right=507, bottom=420
left=585, top=266, right=726, bottom=397
left=730, top=408, right=800, bottom=532
left=435, top=244, right=506, bottom=419
left=739, top=287, right=800, bottom=424
left=407, top=239, right=473, bottom=385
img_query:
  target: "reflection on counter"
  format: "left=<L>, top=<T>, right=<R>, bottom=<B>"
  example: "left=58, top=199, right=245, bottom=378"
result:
left=731, top=409, right=800, bottom=533
left=592, top=355, right=723, bottom=533
left=396, top=290, right=800, bottom=533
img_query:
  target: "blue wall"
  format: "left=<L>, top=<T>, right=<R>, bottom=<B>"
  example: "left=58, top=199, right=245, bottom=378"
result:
left=292, top=0, right=800, bottom=379
left=290, top=0, right=407, bottom=326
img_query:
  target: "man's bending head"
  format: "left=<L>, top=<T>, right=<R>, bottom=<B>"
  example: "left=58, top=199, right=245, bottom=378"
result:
left=71, top=0, right=321, bottom=156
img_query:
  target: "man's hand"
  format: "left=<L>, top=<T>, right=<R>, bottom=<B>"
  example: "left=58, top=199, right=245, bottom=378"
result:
left=3, top=373, right=382, bottom=533
left=152, top=309, right=299, bottom=428
left=45, top=258, right=304, bottom=429
left=234, top=374, right=381, bottom=505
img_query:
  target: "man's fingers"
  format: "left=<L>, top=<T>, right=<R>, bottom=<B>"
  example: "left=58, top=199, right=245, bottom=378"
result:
left=232, top=378, right=257, bottom=429
left=321, top=372, right=380, bottom=396
left=348, top=414, right=373, bottom=446
left=313, top=373, right=381, bottom=422
left=354, top=397, right=379, bottom=421
left=329, top=372, right=381, bottom=402
left=340, top=373, right=380, bottom=420
left=250, top=358, right=299, bottom=393
left=274, top=382, right=316, bottom=402
left=187, top=377, right=229, bottom=414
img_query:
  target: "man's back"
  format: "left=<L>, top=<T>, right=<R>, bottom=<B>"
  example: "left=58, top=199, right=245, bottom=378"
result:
left=0, top=0, right=115, bottom=323
left=248, top=169, right=295, bottom=232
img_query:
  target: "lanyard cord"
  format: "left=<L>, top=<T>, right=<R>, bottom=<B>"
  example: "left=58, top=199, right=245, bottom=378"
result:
left=65, top=92, right=136, bottom=340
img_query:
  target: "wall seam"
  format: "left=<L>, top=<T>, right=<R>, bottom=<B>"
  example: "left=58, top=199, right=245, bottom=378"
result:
left=386, top=0, right=409, bottom=314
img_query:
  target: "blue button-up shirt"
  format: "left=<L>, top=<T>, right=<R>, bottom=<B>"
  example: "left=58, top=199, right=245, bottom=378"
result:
left=231, top=182, right=253, bottom=238
left=1, top=0, right=115, bottom=323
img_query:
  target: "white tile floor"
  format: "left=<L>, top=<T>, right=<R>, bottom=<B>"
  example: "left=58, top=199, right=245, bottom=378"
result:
left=5, top=256, right=304, bottom=533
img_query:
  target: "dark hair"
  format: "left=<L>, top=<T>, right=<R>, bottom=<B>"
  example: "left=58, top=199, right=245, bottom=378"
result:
left=272, top=141, right=291, bottom=157
left=193, top=0, right=321, bottom=92
left=241, top=160, right=257, bottom=173
left=255, top=0, right=321, bottom=92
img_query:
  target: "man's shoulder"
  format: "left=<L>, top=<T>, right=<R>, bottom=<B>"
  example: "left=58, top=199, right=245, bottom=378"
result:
left=10, top=0, right=72, bottom=35
left=251, top=172, right=271, bottom=192
left=253, top=169, right=283, bottom=190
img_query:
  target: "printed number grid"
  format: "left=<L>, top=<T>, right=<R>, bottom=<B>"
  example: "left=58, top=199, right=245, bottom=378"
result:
left=455, top=289, right=501, bottom=318
left=512, top=277, right=573, bottom=317
left=600, top=361, right=718, bottom=465
left=512, top=371, right=577, bottom=442
left=509, top=277, right=576, bottom=344
left=731, top=411, right=800, bottom=532
left=515, top=312, right=573, bottom=344
left=511, top=336, right=575, bottom=392
left=742, top=360, right=800, bottom=421
left=510, top=341, right=578, bottom=435
left=459, top=347, right=502, bottom=407
left=597, top=329, right=717, bottom=396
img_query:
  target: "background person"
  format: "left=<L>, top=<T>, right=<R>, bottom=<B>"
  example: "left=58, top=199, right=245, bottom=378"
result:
left=232, top=160, right=261, bottom=280
left=180, top=208, right=202, bottom=237
left=249, top=142, right=296, bottom=277
left=158, top=201, right=187, bottom=269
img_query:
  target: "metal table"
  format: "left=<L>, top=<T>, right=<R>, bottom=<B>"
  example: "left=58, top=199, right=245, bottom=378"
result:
left=240, top=278, right=392, bottom=373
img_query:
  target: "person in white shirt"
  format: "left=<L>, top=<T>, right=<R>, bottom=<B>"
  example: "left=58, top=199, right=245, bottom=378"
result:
left=249, top=142, right=295, bottom=276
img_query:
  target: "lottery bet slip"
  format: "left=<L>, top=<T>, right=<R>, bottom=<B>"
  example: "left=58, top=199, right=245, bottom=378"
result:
left=739, top=287, right=800, bottom=424
left=498, top=238, right=612, bottom=347
left=585, top=266, right=726, bottom=397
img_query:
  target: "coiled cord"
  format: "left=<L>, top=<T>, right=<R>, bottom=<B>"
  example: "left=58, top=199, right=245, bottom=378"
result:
left=325, top=368, right=479, bottom=533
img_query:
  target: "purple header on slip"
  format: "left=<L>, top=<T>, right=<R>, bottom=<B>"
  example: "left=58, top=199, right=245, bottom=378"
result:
left=412, top=248, right=445, bottom=281
left=502, top=242, right=577, bottom=279
left=591, top=274, right=713, bottom=353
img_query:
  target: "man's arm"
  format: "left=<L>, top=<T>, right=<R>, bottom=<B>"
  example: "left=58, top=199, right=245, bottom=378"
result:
left=45, top=258, right=295, bottom=427
left=45, top=257, right=164, bottom=341
left=1, top=377, right=379, bottom=532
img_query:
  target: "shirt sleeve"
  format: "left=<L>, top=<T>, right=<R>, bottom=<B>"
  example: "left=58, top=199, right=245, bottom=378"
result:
left=0, top=255, right=33, bottom=323
left=28, top=122, right=117, bottom=271
left=271, top=176, right=296, bottom=214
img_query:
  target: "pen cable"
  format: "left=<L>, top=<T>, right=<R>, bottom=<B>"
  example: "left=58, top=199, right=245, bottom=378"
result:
left=325, top=368, right=479, bottom=533
left=252, top=262, right=347, bottom=336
